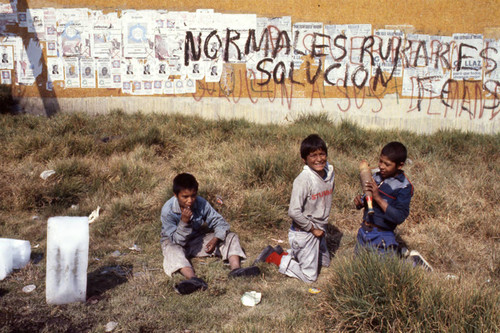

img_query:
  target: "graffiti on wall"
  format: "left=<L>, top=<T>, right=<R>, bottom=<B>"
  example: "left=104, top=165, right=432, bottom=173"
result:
left=0, top=3, right=499, bottom=121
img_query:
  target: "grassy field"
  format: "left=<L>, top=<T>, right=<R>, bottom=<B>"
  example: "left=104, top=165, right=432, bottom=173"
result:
left=0, top=110, right=498, bottom=332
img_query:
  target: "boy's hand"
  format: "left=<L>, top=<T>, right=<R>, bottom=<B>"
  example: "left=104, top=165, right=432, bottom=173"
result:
left=180, top=207, right=192, bottom=224
left=205, top=237, right=219, bottom=254
left=354, top=195, right=364, bottom=209
left=310, top=226, right=324, bottom=238
left=365, top=177, right=389, bottom=212
left=365, top=178, right=381, bottom=200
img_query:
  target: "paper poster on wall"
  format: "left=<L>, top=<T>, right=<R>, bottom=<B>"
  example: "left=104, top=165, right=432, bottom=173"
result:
left=96, top=58, right=112, bottom=88
left=142, top=80, right=154, bottom=95
left=429, top=35, right=453, bottom=74
left=484, top=39, right=500, bottom=82
left=131, top=80, right=142, bottom=95
left=44, top=8, right=57, bottom=42
left=292, top=22, right=323, bottom=68
left=217, top=14, right=257, bottom=64
left=110, top=59, right=122, bottom=88
left=121, top=81, right=131, bottom=94
left=64, top=57, right=80, bottom=88
left=46, top=40, right=58, bottom=57
left=47, top=57, right=64, bottom=81
left=371, top=29, right=404, bottom=77
left=18, top=12, right=27, bottom=27
left=324, top=24, right=348, bottom=86
left=0, top=45, right=14, bottom=70
left=402, top=67, right=448, bottom=97
left=59, top=23, right=90, bottom=57
left=0, top=1, right=18, bottom=27
left=452, top=33, right=483, bottom=80
left=205, top=60, right=222, bottom=82
left=188, top=61, right=204, bottom=80
left=156, top=61, right=169, bottom=78
left=16, top=38, right=42, bottom=85
left=140, top=59, right=155, bottom=80
left=185, top=78, right=196, bottom=93
left=27, top=8, right=44, bottom=38
left=91, top=12, right=122, bottom=59
left=122, top=10, right=154, bottom=58
left=155, top=31, right=184, bottom=63
left=80, top=58, right=96, bottom=88
left=1, top=70, right=11, bottom=84
left=164, top=80, right=174, bottom=94
left=122, top=58, right=140, bottom=80
left=153, top=80, right=163, bottom=94
left=173, top=79, right=185, bottom=94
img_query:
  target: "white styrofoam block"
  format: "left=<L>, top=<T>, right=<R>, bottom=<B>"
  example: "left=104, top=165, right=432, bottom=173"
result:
left=0, top=238, right=31, bottom=280
left=0, top=241, right=13, bottom=280
left=46, top=216, right=89, bottom=305
left=2, top=238, right=31, bottom=269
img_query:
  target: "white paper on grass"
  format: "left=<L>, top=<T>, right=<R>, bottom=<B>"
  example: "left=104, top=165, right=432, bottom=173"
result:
left=46, top=216, right=89, bottom=305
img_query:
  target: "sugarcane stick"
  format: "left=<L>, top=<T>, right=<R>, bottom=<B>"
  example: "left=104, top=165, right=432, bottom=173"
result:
left=359, top=160, right=375, bottom=215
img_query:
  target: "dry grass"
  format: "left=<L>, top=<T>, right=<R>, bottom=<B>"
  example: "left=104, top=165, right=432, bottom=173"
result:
left=0, top=111, right=498, bottom=332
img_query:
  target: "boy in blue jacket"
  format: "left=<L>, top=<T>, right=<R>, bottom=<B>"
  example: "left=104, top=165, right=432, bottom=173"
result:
left=354, top=141, right=413, bottom=252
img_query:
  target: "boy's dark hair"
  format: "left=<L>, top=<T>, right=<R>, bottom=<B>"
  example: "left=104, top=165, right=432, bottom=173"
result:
left=173, top=173, right=198, bottom=195
left=300, top=134, right=328, bottom=159
left=381, top=142, right=407, bottom=165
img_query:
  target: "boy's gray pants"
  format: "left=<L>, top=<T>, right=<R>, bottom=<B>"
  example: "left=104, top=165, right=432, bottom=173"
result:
left=161, top=232, right=246, bottom=276
left=279, top=229, right=330, bottom=283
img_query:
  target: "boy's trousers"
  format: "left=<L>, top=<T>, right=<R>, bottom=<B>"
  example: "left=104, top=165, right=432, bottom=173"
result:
left=161, top=232, right=246, bottom=276
left=279, top=229, right=330, bottom=283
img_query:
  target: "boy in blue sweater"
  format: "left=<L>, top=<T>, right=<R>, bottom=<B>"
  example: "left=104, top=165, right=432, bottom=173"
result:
left=354, top=141, right=413, bottom=252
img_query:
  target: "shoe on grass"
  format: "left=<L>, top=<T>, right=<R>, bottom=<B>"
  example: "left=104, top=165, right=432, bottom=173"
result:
left=229, top=266, right=261, bottom=278
left=408, top=250, right=433, bottom=272
left=274, top=245, right=284, bottom=255
left=174, top=277, right=208, bottom=295
left=253, top=245, right=275, bottom=265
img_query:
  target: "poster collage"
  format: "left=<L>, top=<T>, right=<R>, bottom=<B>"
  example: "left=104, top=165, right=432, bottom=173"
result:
left=0, top=2, right=499, bottom=97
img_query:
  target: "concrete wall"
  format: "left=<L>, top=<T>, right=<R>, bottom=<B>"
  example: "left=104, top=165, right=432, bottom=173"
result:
left=2, top=0, right=499, bottom=133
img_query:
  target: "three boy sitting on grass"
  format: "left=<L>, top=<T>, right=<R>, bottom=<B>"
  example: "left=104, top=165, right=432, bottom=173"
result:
left=162, top=137, right=419, bottom=293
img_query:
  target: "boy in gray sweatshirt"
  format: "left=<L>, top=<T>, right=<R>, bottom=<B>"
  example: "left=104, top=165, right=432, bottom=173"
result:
left=255, top=134, right=335, bottom=282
